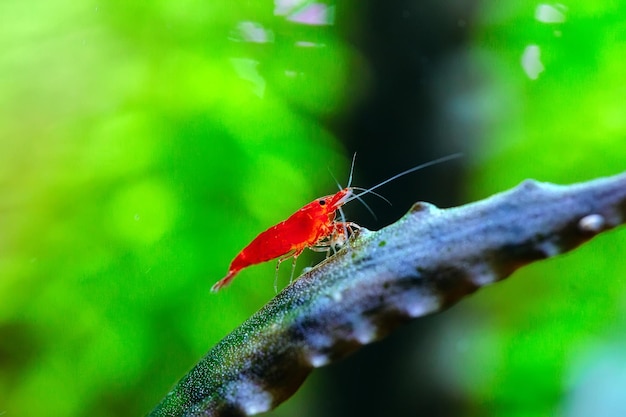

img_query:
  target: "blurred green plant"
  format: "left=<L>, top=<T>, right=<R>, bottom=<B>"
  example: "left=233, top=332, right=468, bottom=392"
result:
left=0, top=1, right=348, bottom=415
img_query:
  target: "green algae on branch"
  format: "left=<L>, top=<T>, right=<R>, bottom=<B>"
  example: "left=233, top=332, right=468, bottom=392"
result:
left=149, top=171, right=626, bottom=417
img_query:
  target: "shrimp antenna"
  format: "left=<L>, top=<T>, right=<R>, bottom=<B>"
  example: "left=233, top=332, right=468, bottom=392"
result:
left=346, top=153, right=462, bottom=203
left=351, top=186, right=392, bottom=206
left=351, top=190, right=378, bottom=220
left=348, top=186, right=396, bottom=221
left=328, top=152, right=357, bottom=191
left=343, top=153, right=383, bottom=220
left=327, top=169, right=343, bottom=192
left=346, top=152, right=357, bottom=188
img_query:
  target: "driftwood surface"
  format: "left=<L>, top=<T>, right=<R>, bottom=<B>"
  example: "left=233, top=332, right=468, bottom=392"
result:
left=149, top=171, right=626, bottom=417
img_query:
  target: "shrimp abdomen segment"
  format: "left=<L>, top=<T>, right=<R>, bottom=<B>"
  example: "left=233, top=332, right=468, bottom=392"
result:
left=211, top=209, right=334, bottom=292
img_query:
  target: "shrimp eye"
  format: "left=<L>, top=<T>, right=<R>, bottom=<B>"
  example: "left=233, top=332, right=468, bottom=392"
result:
left=318, top=199, right=326, bottom=206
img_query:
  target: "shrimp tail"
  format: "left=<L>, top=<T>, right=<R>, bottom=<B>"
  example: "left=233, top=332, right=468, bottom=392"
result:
left=211, top=269, right=240, bottom=293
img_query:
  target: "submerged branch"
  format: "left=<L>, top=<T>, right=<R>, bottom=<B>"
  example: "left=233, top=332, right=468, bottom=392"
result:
left=150, top=171, right=626, bottom=417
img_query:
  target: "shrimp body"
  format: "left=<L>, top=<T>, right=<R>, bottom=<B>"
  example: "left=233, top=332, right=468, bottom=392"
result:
left=211, top=188, right=352, bottom=292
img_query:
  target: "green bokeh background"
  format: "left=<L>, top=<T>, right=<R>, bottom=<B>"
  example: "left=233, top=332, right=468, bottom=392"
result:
left=1, top=1, right=626, bottom=416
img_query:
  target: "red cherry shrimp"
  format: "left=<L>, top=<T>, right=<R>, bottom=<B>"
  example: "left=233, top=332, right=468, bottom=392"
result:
left=211, top=153, right=460, bottom=292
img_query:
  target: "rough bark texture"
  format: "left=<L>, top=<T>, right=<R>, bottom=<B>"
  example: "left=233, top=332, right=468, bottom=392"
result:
left=149, top=171, right=626, bottom=417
